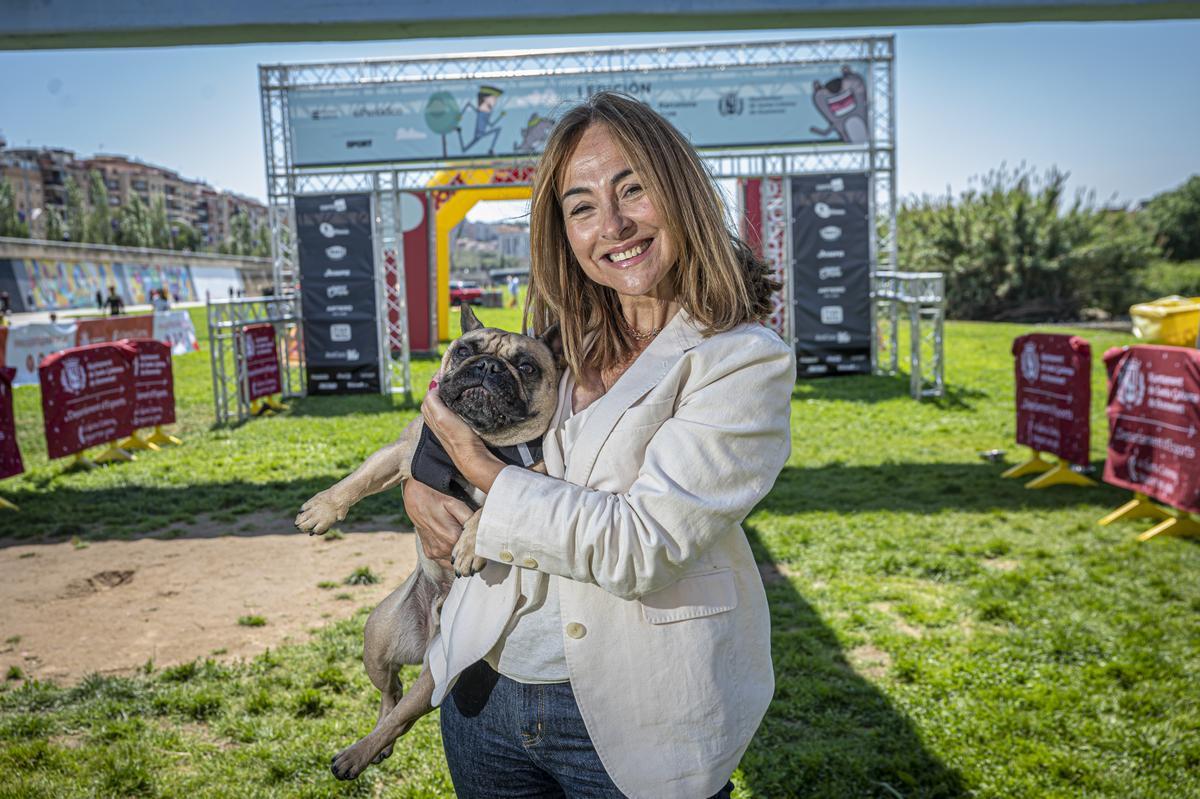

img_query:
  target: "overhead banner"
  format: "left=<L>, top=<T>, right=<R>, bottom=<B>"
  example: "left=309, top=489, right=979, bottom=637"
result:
left=286, top=61, right=871, bottom=166
left=40, top=342, right=136, bottom=459
left=0, top=367, right=22, bottom=481
left=790, top=173, right=872, bottom=376
left=1103, top=345, right=1200, bottom=514
left=295, top=193, right=381, bottom=395
left=240, top=323, right=282, bottom=401
left=1012, top=334, right=1092, bottom=466
left=129, top=339, right=176, bottom=429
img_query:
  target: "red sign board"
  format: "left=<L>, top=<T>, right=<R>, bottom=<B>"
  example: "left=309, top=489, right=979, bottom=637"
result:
left=242, top=324, right=281, bottom=400
left=40, top=342, right=136, bottom=459
left=0, top=367, right=22, bottom=480
left=75, top=316, right=155, bottom=347
left=129, top=339, right=176, bottom=428
left=1012, top=334, right=1092, bottom=466
left=1103, top=345, right=1200, bottom=514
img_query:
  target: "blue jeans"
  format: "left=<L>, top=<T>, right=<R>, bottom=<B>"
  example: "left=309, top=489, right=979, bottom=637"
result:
left=441, top=661, right=735, bottom=798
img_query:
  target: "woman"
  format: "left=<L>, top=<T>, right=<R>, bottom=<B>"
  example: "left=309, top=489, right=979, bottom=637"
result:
left=409, top=92, right=794, bottom=798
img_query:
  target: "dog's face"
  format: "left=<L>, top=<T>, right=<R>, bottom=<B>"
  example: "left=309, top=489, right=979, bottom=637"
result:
left=436, top=305, right=563, bottom=447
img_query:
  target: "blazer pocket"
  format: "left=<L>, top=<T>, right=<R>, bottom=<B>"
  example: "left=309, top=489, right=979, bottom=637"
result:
left=640, top=568, right=738, bottom=624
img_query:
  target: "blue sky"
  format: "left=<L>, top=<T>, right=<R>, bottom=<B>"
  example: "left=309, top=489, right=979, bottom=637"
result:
left=1, top=19, right=1197, bottom=219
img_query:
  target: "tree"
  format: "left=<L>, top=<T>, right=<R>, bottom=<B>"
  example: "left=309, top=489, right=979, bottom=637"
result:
left=44, top=205, right=65, bottom=242
left=1143, top=175, right=1200, bottom=262
left=171, top=220, right=201, bottom=252
left=252, top=222, right=271, bottom=258
left=64, top=175, right=86, bottom=243
left=225, top=211, right=253, bottom=256
left=114, top=193, right=151, bottom=248
left=85, top=170, right=114, bottom=245
left=0, top=178, right=30, bottom=238
left=149, top=195, right=171, bottom=249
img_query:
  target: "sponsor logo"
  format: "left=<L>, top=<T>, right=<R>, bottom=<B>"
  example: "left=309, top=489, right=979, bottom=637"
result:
left=347, top=381, right=367, bottom=389
left=330, top=323, right=351, bottom=342
left=1116, top=357, right=1147, bottom=407
left=818, top=285, right=846, bottom=298
left=319, top=198, right=347, bottom=213
left=326, top=304, right=354, bottom=315
left=819, top=225, right=842, bottom=242
left=326, top=284, right=349, bottom=298
left=820, top=306, right=844, bottom=325
left=319, top=222, right=349, bottom=238
left=345, top=139, right=372, bottom=149
left=1020, top=341, right=1040, bottom=383
left=816, top=177, right=845, bottom=192
left=717, top=92, right=744, bottom=116
left=817, top=249, right=845, bottom=260
left=814, top=202, right=846, bottom=219
left=324, top=268, right=351, bottom=278
left=325, top=245, right=347, bottom=261
left=819, top=265, right=843, bottom=280
left=62, top=358, right=87, bottom=394
left=836, top=331, right=852, bottom=344
left=318, top=382, right=338, bottom=390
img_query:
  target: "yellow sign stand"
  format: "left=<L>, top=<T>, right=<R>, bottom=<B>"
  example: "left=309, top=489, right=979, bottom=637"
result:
left=1098, top=492, right=1170, bottom=526
left=1000, top=448, right=1054, bottom=479
left=146, top=425, right=183, bottom=447
left=68, top=453, right=98, bottom=471
left=0, top=496, right=18, bottom=511
left=94, top=443, right=135, bottom=464
left=118, top=430, right=161, bottom=452
left=1138, top=512, right=1200, bottom=541
left=251, top=395, right=288, bottom=416
left=1024, top=458, right=1098, bottom=489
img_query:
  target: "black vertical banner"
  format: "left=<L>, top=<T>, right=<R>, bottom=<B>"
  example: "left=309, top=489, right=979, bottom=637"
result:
left=790, top=173, right=872, bottom=377
left=295, top=194, right=381, bottom=394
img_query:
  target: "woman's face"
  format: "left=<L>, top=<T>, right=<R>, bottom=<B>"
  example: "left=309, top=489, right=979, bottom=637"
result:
left=558, top=124, right=676, bottom=301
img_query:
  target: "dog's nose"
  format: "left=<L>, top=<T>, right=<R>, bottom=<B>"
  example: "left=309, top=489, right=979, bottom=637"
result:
left=471, top=357, right=505, bottom=377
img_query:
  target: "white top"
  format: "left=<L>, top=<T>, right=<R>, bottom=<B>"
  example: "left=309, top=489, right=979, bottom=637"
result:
left=485, top=373, right=596, bottom=683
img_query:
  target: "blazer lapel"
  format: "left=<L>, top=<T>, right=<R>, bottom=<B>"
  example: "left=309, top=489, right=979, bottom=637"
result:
left=565, top=308, right=705, bottom=487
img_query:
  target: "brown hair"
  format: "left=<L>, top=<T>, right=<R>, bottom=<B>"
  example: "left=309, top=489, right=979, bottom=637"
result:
left=525, top=91, right=778, bottom=379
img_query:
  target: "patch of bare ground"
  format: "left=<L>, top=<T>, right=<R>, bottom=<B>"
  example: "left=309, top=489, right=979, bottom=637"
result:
left=847, top=644, right=892, bottom=679
left=983, top=558, right=1019, bottom=571
left=869, top=601, right=925, bottom=639
left=0, top=511, right=418, bottom=685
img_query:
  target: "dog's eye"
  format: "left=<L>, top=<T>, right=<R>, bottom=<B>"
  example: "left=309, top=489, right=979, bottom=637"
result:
left=452, top=345, right=469, bottom=361
left=518, top=362, right=538, bottom=376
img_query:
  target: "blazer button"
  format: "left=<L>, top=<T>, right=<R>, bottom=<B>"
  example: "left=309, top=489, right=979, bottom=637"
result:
left=522, top=557, right=538, bottom=569
left=498, top=551, right=514, bottom=563
left=565, top=622, right=586, bottom=639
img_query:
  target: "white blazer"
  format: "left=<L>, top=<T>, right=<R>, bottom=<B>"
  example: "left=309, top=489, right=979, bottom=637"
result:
left=427, top=308, right=795, bottom=799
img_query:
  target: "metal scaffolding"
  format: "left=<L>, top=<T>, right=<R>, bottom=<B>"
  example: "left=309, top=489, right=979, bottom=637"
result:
left=207, top=296, right=305, bottom=425
left=873, top=271, right=946, bottom=400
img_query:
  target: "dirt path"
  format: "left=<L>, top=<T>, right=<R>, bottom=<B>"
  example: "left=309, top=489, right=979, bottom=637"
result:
left=0, top=513, right=419, bottom=684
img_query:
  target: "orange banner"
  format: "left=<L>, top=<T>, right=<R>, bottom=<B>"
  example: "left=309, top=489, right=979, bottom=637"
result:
left=75, top=316, right=154, bottom=347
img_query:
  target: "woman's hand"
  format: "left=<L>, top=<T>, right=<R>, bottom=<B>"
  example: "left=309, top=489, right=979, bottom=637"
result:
left=421, top=384, right=506, bottom=493
left=402, top=478, right=475, bottom=570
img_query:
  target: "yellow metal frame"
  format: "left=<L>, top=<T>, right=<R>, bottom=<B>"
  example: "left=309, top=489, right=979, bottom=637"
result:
left=118, top=430, right=161, bottom=452
left=1024, top=458, right=1097, bottom=489
left=1139, top=513, right=1200, bottom=541
left=1000, top=448, right=1053, bottom=479
left=1098, top=492, right=1170, bottom=526
left=146, top=425, right=183, bottom=447
left=430, top=168, right=533, bottom=342
left=94, top=444, right=135, bottom=464
left=0, top=496, right=18, bottom=511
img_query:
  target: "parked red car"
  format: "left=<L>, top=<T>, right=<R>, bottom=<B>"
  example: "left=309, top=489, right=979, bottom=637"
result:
left=450, top=280, right=484, bottom=306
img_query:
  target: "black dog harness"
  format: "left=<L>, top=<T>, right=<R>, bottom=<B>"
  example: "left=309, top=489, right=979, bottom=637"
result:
left=410, top=426, right=544, bottom=506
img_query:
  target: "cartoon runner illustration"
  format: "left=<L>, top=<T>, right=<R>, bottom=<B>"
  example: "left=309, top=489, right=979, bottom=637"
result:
left=457, top=85, right=506, bottom=155
left=514, top=113, right=555, bottom=154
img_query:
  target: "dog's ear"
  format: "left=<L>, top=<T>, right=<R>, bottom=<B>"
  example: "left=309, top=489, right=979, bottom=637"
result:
left=460, top=303, right=484, bottom=334
left=538, top=323, right=565, bottom=369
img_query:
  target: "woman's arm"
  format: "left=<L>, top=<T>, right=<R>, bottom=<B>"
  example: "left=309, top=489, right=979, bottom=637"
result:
left=427, top=330, right=795, bottom=600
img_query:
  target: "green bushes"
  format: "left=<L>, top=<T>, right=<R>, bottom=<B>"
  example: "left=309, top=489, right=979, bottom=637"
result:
left=897, top=165, right=1178, bottom=320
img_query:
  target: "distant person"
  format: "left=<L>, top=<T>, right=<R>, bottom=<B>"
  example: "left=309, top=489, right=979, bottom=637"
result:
left=172, top=292, right=179, bottom=303
left=508, top=273, right=520, bottom=307
left=105, top=285, right=125, bottom=316
left=228, top=286, right=234, bottom=298
left=152, top=288, right=171, bottom=312
left=0, top=291, right=9, bottom=324
left=48, top=312, right=58, bottom=323
left=95, top=289, right=104, bottom=310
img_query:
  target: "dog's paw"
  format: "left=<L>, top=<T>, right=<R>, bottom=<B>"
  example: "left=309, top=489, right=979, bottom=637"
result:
left=294, top=491, right=343, bottom=536
left=371, top=743, right=394, bottom=764
left=330, top=740, right=374, bottom=781
left=451, top=518, right=487, bottom=578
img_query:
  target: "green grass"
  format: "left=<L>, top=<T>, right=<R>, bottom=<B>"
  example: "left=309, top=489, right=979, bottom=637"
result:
left=237, top=616, right=267, bottom=628
left=3, top=303, right=1200, bottom=797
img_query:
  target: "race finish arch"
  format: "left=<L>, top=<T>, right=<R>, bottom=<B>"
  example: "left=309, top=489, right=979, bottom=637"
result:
left=260, top=36, right=900, bottom=388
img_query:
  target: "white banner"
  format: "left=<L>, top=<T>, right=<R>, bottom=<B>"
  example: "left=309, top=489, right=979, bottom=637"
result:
left=152, top=311, right=200, bottom=356
left=5, top=323, right=78, bottom=386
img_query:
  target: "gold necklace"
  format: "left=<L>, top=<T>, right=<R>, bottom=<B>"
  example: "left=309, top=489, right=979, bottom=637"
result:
left=619, top=316, right=663, bottom=341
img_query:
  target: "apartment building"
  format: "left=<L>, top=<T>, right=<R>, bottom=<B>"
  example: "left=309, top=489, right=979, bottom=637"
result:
left=0, top=141, right=266, bottom=247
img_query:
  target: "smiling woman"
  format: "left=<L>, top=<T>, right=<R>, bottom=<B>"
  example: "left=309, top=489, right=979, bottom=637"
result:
left=410, top=91, right=795, bottom=799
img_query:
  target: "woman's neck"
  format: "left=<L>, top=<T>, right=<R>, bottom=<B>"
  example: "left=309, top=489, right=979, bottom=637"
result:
left=617, top=292, right=680, bottom=337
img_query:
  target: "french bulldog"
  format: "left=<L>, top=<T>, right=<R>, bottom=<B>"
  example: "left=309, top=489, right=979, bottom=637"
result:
left=294, top=304, right=563, bottom=780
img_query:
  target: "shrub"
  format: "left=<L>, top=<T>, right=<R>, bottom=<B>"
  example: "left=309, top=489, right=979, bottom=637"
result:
left=343, top=566, right=379, bottom=586
left=1143, top=175, right=1200, bottom=261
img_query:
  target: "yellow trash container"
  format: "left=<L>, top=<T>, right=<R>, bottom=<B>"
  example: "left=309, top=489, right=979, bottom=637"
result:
left=1130, top=296, right=1200, bottom=347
